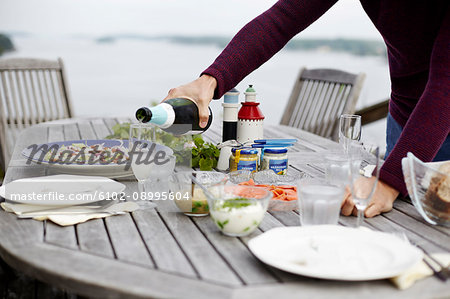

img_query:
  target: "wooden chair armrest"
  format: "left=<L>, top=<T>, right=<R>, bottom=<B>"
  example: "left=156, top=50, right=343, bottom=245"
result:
left=355, top=99, right=389, bottom=125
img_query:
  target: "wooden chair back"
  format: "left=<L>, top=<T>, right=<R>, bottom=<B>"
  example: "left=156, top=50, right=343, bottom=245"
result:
left=0, top=57, right=73, bottom=172
left=280, top=67, right=365, bottom=140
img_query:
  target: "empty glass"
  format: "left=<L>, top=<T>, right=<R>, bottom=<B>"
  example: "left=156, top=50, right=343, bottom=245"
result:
left=147, top=154, right=177, bottom=193
left=129, top=123, right=174, bottom=208
left=298, top=178, right=344, bottom=225
left=348, top=143, right=381, bottom=227
left=339, top=114, right=362, bottom=153
left=325, top=153, right=351, bottom=188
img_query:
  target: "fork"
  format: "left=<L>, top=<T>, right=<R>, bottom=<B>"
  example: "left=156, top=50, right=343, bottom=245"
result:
left=415, top=244, right=449, bottom=282
left=392, top=232, right=449, bottom=282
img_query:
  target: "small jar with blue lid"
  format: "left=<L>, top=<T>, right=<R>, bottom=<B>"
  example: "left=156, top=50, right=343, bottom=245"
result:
left=229, top=147, right=259, bottom=172
left=262, top=148, right=288, bottom=175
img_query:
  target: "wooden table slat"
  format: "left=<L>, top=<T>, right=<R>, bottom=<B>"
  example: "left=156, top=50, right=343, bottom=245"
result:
left=192, top=216, right=279, bottom=285
left=45, top=222, right=78, bottom=250
left=380, top=209, right=450, bottom=251
left=131, top=208, right=197, bottom=277
left=104, top=213, right=154, bottom=267
left=90, top=119, right=112, bottom=139
left=393, top=200, right=450, bottom=236
left=76, top=121, right=97, bottom=140
left=156, top=200, right=243, bottom=286
left=62, top=123, right=81, bottom=140
left=76, top=219, right=115, bottom=259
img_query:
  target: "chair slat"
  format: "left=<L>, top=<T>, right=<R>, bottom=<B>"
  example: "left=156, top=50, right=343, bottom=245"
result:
left=303, top=81, right=327, bottom=133
left=289, top=79, right=310, bottom=127
left=28, top=70, right=44, bottom=123
left=324, top=84, right=349, bottom=138
left=42, top=70, right=56, bottom=121
left=292, top=80, right=315, bottom=128
left=313, top=82, right=333, bottom=135
left=55, top=70, right=70, bottom=118
left=14, top=71, right=30, bottom=127
left=23, top=71, right=37, bottom=125
left=316, top=83, right=336, bottom=137
left=49, top=70, right=63, bottom=119
left=35, top=70, right=50, bottom=122
left=8, top=71, right=24, bottom=130
left=298, top=80, right=320, bottom=130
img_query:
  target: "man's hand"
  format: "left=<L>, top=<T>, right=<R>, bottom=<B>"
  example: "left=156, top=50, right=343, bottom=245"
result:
left=341, top=178, right=399, bottom=217
left=163, top=75, right=217, bottom=128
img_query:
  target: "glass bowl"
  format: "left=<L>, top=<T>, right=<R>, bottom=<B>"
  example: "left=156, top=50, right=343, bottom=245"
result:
left=205, top=184, right=272, bottom=237
left=402, top=152, right=450, bottom=227
left=229, top=169, right=308, bottom=211
left=168, top=171, right=227, bottom=216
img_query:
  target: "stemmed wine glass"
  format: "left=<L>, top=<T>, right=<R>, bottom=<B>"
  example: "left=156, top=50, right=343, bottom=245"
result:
left=339, top=114, right=362, bottom=153
left=348, top=143, right=381, bottom=227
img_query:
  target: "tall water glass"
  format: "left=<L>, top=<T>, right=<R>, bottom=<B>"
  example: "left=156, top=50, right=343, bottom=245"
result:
left=325, top=153, right=351, bottom=188
left=348, top=143, right=381, bottom=227
left=339, top=114, right=362, bottom=153
left=129, top=123, right=157, bottom=208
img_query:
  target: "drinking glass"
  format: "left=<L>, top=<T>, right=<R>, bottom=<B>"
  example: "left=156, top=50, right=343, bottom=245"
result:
left=348, top=143, right=381, bottom=227
left=339, top=114, right=362, bottom=153
left=129, top=123, right=158, bottom=208
left=325, top=152, right=351, bottom=188
left=297, top=178, right=344, bottom=226
left=147, top=154, right=177, bottom=193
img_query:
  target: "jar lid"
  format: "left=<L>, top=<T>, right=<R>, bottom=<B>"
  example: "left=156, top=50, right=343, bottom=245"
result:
left=231, top=147, right=258, bottom=155
left=264, top=148, right=288, bottom=154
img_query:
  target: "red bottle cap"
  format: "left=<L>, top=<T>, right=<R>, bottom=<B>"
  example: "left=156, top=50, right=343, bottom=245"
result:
left=238, top=102, right=265, bottom=120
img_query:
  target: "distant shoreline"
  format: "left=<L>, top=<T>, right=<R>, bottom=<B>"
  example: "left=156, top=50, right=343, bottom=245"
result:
left=3, top=31, right=386, bottom=57
left=95, top=35, right=387, bottom=57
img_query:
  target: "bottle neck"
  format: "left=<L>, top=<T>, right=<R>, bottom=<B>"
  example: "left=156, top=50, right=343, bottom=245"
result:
left=136, top=103, right=175, bottom=128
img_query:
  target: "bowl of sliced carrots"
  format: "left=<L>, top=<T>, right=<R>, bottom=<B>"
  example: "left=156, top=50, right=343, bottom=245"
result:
left=236, top=170, right=308, bottom=211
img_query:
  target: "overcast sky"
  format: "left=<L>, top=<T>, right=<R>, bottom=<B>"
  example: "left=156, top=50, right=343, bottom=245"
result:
left=0, top=0, right=382, bottom=39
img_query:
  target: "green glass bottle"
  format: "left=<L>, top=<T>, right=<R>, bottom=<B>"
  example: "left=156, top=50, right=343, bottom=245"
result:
left=136, top=97, right=213, bottom=135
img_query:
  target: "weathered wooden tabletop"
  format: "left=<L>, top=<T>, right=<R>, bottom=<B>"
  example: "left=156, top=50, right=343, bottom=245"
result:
left=0, top=118, right=449, bottom=299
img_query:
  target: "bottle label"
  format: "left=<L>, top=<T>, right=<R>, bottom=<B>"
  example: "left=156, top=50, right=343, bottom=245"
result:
left=268, top=159, right=288, bottom=175
left=237, top=160, right=257, bottom=172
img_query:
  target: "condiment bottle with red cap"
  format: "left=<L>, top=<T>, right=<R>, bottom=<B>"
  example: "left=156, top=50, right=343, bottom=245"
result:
left=237, top=85, right=265, bottom=143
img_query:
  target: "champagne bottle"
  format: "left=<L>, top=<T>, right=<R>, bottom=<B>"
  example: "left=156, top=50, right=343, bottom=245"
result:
left=136, top=97, right=213, bottom=135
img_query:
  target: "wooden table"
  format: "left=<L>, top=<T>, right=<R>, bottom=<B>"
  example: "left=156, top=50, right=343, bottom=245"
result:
left=1, top=118, right=449, bottom=299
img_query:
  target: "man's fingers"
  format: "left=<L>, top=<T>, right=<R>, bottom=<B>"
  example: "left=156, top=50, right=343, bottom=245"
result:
left=341, top=196, right=354, bottom=216
left=365, top=203, right=383, bottom=218
left=197, top=102, right=210, bottom=128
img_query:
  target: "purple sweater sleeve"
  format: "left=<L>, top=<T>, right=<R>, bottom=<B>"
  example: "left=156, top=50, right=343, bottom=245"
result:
left=379, top=10, right=450, bottom=196
left=202, top=0, right=338, bottom=99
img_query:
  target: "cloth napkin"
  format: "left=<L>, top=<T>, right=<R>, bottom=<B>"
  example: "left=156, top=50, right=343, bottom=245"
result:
left=390, top=253, right=450, bottom=290
left=1, top=201, right=139, bottom=226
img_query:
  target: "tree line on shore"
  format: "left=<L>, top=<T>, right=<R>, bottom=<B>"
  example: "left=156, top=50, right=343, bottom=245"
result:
left=0, top=34, right=14, bottom=56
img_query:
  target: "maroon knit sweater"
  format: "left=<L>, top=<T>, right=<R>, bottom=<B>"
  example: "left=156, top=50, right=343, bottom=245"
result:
left=203, top=0, right=450, bottom=195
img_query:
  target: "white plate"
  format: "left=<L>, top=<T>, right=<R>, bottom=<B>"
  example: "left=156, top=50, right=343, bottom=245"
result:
left=248, top=226, right=422, bottom=281
left=0, top=175, right=126, bottom=206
